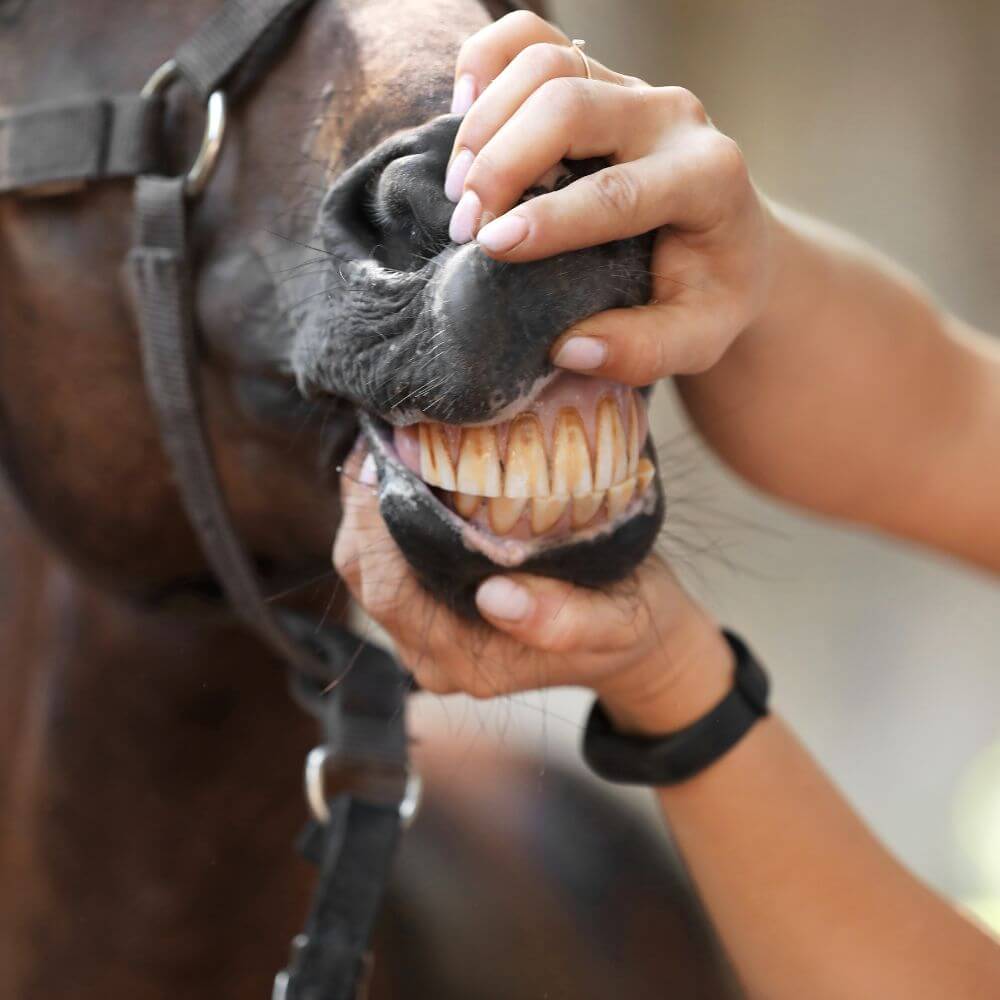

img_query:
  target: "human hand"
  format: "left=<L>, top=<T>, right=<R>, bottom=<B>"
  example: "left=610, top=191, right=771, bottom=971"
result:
left=333, top=448, right=733, bottom=735
left=444, top=11, right=776, bottom=385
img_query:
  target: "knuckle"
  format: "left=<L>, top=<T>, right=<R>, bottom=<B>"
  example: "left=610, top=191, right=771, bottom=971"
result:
left=590, top=166, right=641, bottom=225
left=503, top=9, right=546, bottom=33
left=661, top=85, right=708, bottom=124
left=464, top=146, right=513, bottom=195
left=536, top=621, right=578, bottom=654
left=536, top=75, right=588, bottom=119
left=410, top=665, right=455, bottom=696
left=466, top=672, right=501, bottom=700
left=620, top=73, right=649, bottom=89
left=708, top=132, right=748, bottom=186
left=519, top=41, right=572, bottom=78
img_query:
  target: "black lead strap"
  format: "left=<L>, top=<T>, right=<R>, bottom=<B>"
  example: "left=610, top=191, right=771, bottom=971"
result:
left=2, top=2, right=415, bottom=998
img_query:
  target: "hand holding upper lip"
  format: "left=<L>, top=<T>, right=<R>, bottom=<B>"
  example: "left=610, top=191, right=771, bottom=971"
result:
left=444, top=10, right=776, bottom=387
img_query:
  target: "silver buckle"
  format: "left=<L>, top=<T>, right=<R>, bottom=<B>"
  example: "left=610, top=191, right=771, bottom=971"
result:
left=141, top=59, right=227, bottom=199
left=304, top=745, right=422, bottom=829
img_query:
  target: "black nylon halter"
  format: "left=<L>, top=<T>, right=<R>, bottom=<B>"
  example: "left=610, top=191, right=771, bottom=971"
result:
left=0, top=1, right=430, bottom=996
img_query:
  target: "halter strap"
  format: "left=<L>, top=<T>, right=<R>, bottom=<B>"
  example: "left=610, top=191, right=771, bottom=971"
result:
left=0, top=0, right=313, bottom=197
left=3, top=3, right=414, bottom=998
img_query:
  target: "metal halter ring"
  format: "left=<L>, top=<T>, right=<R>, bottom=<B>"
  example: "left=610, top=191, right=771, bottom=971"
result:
left=305, top=745, right=423, bottom=829
left=141, top=59, right=227, bottom=199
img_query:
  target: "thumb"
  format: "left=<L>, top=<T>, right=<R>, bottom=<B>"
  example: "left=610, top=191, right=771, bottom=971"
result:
left=551, top=301, right=735, bottom=385
left=474, top=571, right=654, bottom=656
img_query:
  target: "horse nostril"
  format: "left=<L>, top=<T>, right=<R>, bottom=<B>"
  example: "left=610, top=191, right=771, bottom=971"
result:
left=364, top=151, right=454, bottom=271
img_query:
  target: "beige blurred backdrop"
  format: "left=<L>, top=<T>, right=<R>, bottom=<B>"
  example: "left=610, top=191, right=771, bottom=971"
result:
left=405, top=0, right=1000, bottom=928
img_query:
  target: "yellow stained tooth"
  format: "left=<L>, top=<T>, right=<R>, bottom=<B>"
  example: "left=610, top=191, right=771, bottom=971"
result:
left=457, top=427, right=502, bottom=497
left=454, top=491, right=481, bottom=518
left=637, top=457, right=656, bottom=494
left=627, top=394, right=640, bottom=476
left=552, top=408, right=593, bottom=498
left=419, top=423, right=456, bottom=490
left=606, top=477, right=637, bottom=520
left=571, top=491, right=605, bottom=528
left=503, top=415, right=549, bottom=498
left=488, top=497, right=527, bottom=535
left=531, top=496, right=567, bottom=534
left=594, top=397, right=629, bottom=489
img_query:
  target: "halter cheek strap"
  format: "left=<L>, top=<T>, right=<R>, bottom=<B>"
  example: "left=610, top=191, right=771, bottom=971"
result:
left=1, top=3, right=414, bottom=998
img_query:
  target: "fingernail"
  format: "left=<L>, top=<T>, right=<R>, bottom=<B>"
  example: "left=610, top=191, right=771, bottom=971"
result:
left=476, top=213, right=529, bottom=254
left=444, top=147, right=474, bottom=203
left=552, top=336, right=607, bottom=371
left=359, top=453, right=378, bottom=486
left=449, top=189, right=481, bottom=244
left=451, top=73, right=477, bottom=115
left=476, top=576, right=534, bottom=622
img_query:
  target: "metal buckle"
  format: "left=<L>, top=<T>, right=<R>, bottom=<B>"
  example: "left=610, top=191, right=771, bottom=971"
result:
left=141, top=59, right=227, bottom=199
left=304, top=745, right=422, bottom=828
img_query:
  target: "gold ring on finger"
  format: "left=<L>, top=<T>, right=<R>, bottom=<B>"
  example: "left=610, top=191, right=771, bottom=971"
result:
left=570, top=38, right=593, bottom=81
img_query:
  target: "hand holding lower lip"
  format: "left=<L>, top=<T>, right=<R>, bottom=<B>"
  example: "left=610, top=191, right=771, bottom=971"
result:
left=334, top=446, right=726, bottom=734
left=444, top=11, right=777, bottom=387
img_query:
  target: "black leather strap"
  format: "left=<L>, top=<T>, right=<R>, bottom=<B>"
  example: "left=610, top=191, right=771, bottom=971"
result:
left=0, top=93, right=163, bottom=196
left=582, top=630, right=770, bottom=786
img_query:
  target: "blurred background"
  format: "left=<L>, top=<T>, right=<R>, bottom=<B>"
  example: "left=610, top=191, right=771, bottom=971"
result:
left=403, top=0, right=1000, bottom=933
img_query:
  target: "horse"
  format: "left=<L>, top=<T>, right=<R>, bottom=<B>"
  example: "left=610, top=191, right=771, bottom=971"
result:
left=0, top=1, right=735, bottom=996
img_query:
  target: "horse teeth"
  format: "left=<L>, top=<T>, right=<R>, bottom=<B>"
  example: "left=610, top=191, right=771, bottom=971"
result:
left=637, top=457, right=655, bottom=494
left=453, top=491, right=481, bottom=517
left=627, top=394, right=640, bottom=476
left=503, top=414, right=549, bottom=498
left=571, top=491, right=605, bottom=528
left=420, top=391, right=644, bottom=525
left=456, top=427, right=502, bottom=497
left=606, top=477, right=637, bottom=520
left=594, top=397, right=628, bottom=489
left=419, top=423, right=456, bottom=490
left=488, top=496, right=527, bottom=534
left=531, top=496, right=567, bottom=534
left=551, top=408, right=593, bottom=498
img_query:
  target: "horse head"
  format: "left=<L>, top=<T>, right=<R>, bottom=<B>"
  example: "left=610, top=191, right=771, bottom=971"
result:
left=0, top=0, right=663, bottom=622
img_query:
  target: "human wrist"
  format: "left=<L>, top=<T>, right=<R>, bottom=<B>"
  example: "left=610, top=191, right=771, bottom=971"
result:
left=594, top=609, right=735, bottom=737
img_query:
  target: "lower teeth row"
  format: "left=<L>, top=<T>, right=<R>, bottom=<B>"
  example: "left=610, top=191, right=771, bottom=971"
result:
left=446, top=458, right=655, bottom=535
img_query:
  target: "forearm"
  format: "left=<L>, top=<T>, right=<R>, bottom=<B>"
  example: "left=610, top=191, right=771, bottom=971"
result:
left=658, top=714, right=1000, bottom=1000
left=678, top=203, right=1000, bottom=572
left=607, top=628, right=1000, bottom=1000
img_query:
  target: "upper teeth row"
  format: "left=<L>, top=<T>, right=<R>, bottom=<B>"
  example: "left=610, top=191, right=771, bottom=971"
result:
left=418, top=396, right=643, bottom=499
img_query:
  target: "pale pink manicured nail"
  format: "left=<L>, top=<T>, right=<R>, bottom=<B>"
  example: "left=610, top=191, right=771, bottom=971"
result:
left=359, top=453, right=378, bottom=486
left=451, top=73, right=477, bottom=115
left=476, top=576, right=534, bottom=622
left=449, top=189, right=481, bottom=244
left=444, top=148, right=474, bottom=203
left=552, top=336, right=607, bottom=371
left=476, top=213, right=529, bottom=254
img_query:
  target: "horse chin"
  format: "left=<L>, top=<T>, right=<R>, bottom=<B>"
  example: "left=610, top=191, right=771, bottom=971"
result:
left=356, top=374, right=666, bottom=619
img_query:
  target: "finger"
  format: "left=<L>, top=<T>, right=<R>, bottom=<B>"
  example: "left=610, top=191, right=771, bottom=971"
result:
left=447, top=42, right=631, bottom=197
left=452, top=79, right=664, bottom=243
left=474, top=153, right=669, bottom=259
left=451, top=10, right=569, bottom=114
left=473, top=121, right=740, bottom=260
left=550, top=298, right=740, bottom=384
left=474, top=565, right=669, bottom=658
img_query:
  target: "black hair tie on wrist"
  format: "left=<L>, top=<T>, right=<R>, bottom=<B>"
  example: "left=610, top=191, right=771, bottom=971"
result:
left=582, top=630, right=770, bottom=786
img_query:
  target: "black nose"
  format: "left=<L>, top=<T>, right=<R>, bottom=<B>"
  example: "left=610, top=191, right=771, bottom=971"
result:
left=321, top=115, right=459, bottom=271
left=302, top=115, right=653, bottom=425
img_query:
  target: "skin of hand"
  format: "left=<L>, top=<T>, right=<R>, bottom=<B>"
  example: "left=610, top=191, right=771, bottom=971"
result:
left=444, top=10, right=776, bottom=385
left=333, top=446, right=734, bottom=735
